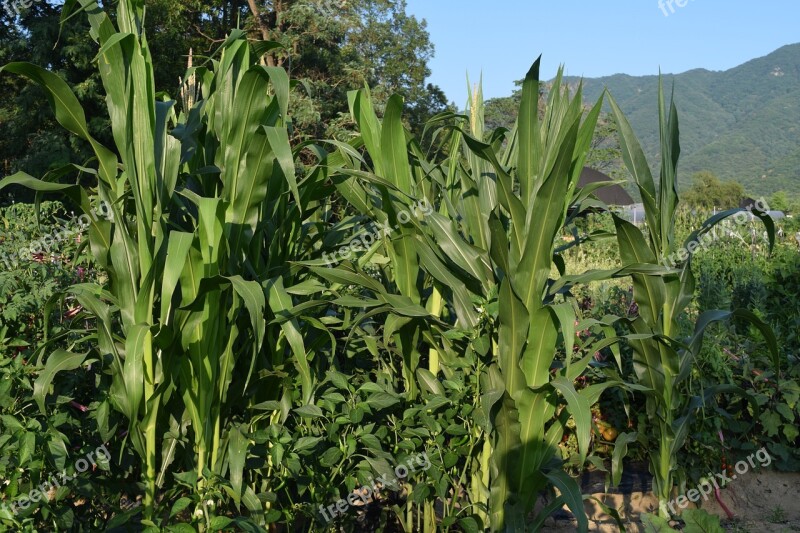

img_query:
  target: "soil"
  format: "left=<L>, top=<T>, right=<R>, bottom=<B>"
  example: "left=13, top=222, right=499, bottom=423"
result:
left=540, top=470, right=800, bottom=532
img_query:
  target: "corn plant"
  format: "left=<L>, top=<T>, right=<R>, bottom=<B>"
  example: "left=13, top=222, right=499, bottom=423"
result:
left=0, top=0, right=325, bottom=525
left=7, top=0, right=785, bottom=528
left=317, top=59, right=627, bottom=531
left=607, top=81, right=780, bottom=518
left=454, top=61, right=610, bottom=532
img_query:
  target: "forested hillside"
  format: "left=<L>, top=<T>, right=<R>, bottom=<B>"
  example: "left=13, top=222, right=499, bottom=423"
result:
left=573, top=43, right=800, bottom=196
left=486, top=43, right=800, bottom=197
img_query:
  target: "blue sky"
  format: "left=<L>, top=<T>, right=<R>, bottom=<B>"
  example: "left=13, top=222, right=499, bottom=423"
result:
left=404, top=0, right=800, bottom=106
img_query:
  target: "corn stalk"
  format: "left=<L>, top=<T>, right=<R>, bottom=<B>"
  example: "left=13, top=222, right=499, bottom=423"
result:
left=0, top=1, right=319, bottom=523
left=607, top=80, right=780, bottom=518
left=326, top=59, right=610, bottom=531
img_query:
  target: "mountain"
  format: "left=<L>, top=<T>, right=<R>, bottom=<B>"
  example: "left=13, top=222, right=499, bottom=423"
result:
left=488, top=44, right=800, bottom=197
left=573, top=43, right=800, bottom=196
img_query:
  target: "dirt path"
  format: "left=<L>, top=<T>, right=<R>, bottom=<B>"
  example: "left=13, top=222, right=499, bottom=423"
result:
left=540, top=471, right=800, bottom=532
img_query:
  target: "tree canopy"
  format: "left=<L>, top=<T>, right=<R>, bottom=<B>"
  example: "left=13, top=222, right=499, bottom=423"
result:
left=682, top=171, right=745, bottom=210
left=0, top=0, right=450, bottom=190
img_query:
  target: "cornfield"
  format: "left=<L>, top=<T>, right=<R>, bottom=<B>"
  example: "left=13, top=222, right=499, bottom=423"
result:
left=0, top=0, right=781, bottom=531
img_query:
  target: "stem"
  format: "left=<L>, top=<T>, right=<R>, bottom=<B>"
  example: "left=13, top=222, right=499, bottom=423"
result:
left=143, top=335, right=156, bottom=520
left=478, top=438, right=491, bottom=525
left=423, top=500, right=435, bottom=531
left=210, top=413, right=221, bottom=472
left=200, top=500, right=211, bottom=533
left=406, top=495, right=413, bottom=532
left=656, top=423, right=673, bottom=519
left=197, top=441, right=207, bottom=487
left=427, top=287, right=443, bottom=375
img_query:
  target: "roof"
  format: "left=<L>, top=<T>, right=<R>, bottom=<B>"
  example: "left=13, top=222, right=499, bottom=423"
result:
left=578, top=167, right=634, bottom=206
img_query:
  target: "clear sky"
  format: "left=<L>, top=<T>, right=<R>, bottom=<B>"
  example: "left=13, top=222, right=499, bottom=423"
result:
left=404, top=0, right=800, bottom=106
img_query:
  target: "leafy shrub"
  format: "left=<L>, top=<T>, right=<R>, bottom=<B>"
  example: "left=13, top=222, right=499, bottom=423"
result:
left=0, top=201, right=97, bottom=354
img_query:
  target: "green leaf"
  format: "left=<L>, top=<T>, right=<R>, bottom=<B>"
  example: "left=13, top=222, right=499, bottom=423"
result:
left=551, top=377, right=591, bottom=465
left=293, top=405, right=323, bottom=418
left=517, top=57, right=542, bottom=202
left=527, top=495, right=566, bottom=531
left=0, top=415, right=23, bottom=432
left=0, top=63, right=118, bottom=184
left=320, top=447, right=343, bottom=468
left=349, top=88, right=384, bottom=176
left=380, top=94, right=413, bottom=195
left=426, top=212, right=490, bottom=283
left=365, top=393, right=400, bottom=410
left=458, top=517, right=480, bottom=533
left=552, top=303, right=576, bottom=372
left=227, top=275, right=267, bottom=389
left=489, top=394, right=522, bottom=528
left=585, top=495, right=627, bottom=532
left=264, top=125, right=300, bottom=207
left=169, top=497, right=193, bottom=518
left=33, top=350, right=88, bottom=413
left=267, top=277, right=311, bottom=403
left=608, top=93, right=660, bottom=252
left=166, top=524, right=197, bottom=533
left=641, top=512, right=677, bottom=532
left=294, top=436, right=323, bottom=453
left=160, top=232, right=194, bottom=322
left=19, top=432, right=35, bottom=467
left=416, top=368, right=445, bottom=397
left=612, top=215, right=665, bottom=325
left=657, top=79, right=680, bottom=257
left=687, top=309, right=781, bottom=374
left=612, top=432, right=638, bottom=487
left=122, top=324, right=151, bottom=423
left=209, top=516, right=234, bottom=531
left=762, top=412, right=782, bottom=437
left=326, top=370, right=351, bottom=391
left=520, top=306, right=559, bottom=389
left=544, top=470, right=589, bottom=533
left=682, top=508, right=724, bottom=533
left=497, top=278, right=528, bottom=395
left=228, top=425, right=249, bottom=507
left=775, top=403, right=795, bottom=422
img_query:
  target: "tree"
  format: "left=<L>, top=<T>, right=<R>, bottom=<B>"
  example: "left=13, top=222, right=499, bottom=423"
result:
left=241, top=0, right=449, bottom=137
left=0, top=1, right=110, bottom=203
left=484, top=92, right=520, bottom=133
left=769, top=190, right=789, bottom=212
left=682, top=171, right=745, bottom=210
left=585, top=112, right=623, bottom=177
left=0, top=0, right=449, bottom=188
